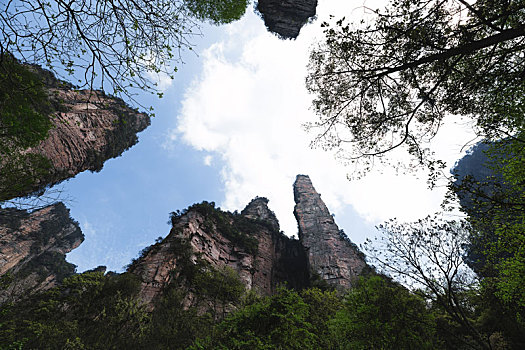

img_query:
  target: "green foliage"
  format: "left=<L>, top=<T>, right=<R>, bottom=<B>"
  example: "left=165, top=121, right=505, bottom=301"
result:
left=146, top=288, right=213, bottom=350
left=0, top=273, right=13, bottom=290
left=170, top=201, right=260, bottom=255
left=193, top=266, right=246, bottom=316
left=195, top=288, right=319, bottom=349
left=300, top=288, right=342, bottom=348
left=0, top=271, right=149, bottom=350
left=329, top=275, right=436, bottom=349
left=194, top=280, right=441, bottom=350
left=451, top=137, right=525, bottom=341
left=146, top=239, right=247, bottom=349
left=0, top=153, right=52, bottom=201
left=185, top=0, right=249, bottom=25
left=307, top=0, right=525, bottom=176
left=0, top=54, right=53, bottom=150
left=472, top=281, right=525, bottom=349
left=0, top=55, right=54, bottom=202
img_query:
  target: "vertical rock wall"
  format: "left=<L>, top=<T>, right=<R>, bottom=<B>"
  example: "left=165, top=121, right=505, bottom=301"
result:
left=28, top=87, right=150, bottom=196
left=130, top=198, right=309, bottom=307
left=2, top=66, right=150, bottom=200
left=294, top=175, right=367, bottom=290
left=0, top=203, right=84, bottom=303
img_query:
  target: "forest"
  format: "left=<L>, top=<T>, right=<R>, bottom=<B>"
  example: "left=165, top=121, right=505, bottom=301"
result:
left=1, top=0, right=524, bottom=349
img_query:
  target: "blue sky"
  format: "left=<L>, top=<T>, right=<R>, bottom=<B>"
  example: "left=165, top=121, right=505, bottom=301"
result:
left=62, top=0, right=476, bottom=272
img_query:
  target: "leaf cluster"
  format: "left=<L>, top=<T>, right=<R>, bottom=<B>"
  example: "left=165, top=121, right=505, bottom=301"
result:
left=307, top=0, right=525, bottom=175
left=170, top=201, right=260, bottom=255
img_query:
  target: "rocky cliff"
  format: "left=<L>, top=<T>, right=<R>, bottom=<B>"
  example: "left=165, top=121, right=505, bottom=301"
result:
left=256, top=0, right=317, bottom=39
left=0, top=203, right=83, bottom=303
left=4, top=66, right=150, bottom=200
left=129, top=198, right=309, bottom=307
left=0, top=175, right=366, bottom=307
left=294, top=175, right=367, bottom=290
left=130, top=176, right=366, bottom=307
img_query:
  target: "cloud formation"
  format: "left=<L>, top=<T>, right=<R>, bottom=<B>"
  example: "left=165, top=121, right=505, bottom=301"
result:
left=168, top=5, right=475, bottom=238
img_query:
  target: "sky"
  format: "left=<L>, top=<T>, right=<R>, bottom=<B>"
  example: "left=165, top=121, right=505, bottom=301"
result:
left=62, top=0, right=477, bottom=272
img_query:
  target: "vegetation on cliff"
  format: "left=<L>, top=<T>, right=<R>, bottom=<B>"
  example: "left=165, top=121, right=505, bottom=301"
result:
left=0, top=55, right=54, bottom=202
left=170, top=201, right=262, bottom=255
left=2, top=192, right=525, bottom=348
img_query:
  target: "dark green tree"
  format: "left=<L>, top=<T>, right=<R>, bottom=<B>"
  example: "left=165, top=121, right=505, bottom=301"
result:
left=193, top=288, right=319, bottom=349
left=450, top=138, right=525, bottom=345
left=0, top=271, right=149, bottom=350
left=306, top=0, right=525, bottom=175
left=185, top=0, right=249, bottom=24
left=0, top=54, right=54, bottom=202
left=329, top=275, right=437, bottom=349
left=365, top=217, right=490, bottom=349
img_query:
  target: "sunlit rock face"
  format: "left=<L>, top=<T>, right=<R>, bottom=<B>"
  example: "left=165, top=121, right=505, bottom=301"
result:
left=294, top=174, right=367, bottom=290
left=8, top=67, right=150, bottom=200
left=256, top=0, right=317, bottom=39
left=129, top=197, right=309, bottom=308
left=131, top=176, right=368, bottom=308
left=0, top=203, right=83, bottom=304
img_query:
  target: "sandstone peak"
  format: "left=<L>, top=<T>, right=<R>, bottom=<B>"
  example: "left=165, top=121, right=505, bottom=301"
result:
left=256, top=0, right=317, bottom=39
left=293, top=175, right=367, bottom=290
left=1, top=66, right=150, bottom=201
left=0, top=203, right=84, bottom=304
left=241, top=197, right=280, bottom=232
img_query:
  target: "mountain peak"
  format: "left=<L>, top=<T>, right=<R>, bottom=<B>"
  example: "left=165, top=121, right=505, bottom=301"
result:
left=293, top=174, right=367, bottom=290
left=241, top=197, right=280, bottom=232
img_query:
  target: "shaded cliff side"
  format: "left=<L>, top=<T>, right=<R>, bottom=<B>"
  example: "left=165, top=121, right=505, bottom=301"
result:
left=294, top=175, right=367, bottom=290
left=1, top=65, right=150, bottom=200
left=256, top=0, right=317, bottom=39
left=0, top=203, right=83, bottom=303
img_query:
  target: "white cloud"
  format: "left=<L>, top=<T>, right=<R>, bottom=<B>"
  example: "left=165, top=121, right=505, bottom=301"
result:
left=169, top=3, right=476, bottom=239
left=146, top=71, right=173, bottom=92
left=203, top=155, right=213, bottom=166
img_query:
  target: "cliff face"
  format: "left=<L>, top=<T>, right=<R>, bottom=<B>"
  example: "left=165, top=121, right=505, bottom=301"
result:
left=0, top=203, right=83, bottom=303
left=6, top=67, right=150, bottom=200
left=130, top=176, right=367, bottom=307
left=294, top=175, right=367, bottom=290
left=0, top=174, right=365, bottom=306
left=256, top=0, right=317, bottom=39
left=129, top=198, right=309, bottom=307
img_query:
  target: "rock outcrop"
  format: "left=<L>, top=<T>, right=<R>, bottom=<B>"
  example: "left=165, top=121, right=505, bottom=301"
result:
left=0, top=203, right=83, bottom=303
left=130, top=176, right=367, bottom=307
left=294, top=175, right=367, bottom=290
left=129, top=198, right=309, bottom=307
left=256, top=0, right=317, bottom=39
left=0, top=175, right=366, bottom=307
left=4, top=66, right=150, bottom=200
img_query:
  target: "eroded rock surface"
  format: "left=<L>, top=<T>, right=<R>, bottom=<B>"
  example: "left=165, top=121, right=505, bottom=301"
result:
left=130, top=176, right=368, bottom=307
left=294, top=174, right=367, bottom=290
left=129, top=198, right=309, bottom=307
left=256, top=0, right=317, bottom=39
left=6, top=67, right=150, bottom=200
left=0, top=203, right=83, bottom=303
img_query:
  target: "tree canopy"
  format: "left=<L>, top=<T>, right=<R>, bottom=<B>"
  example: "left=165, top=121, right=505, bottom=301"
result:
left=306, top=0, right=525, bottom=175
left=0, top=0, right=249, bottom=103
